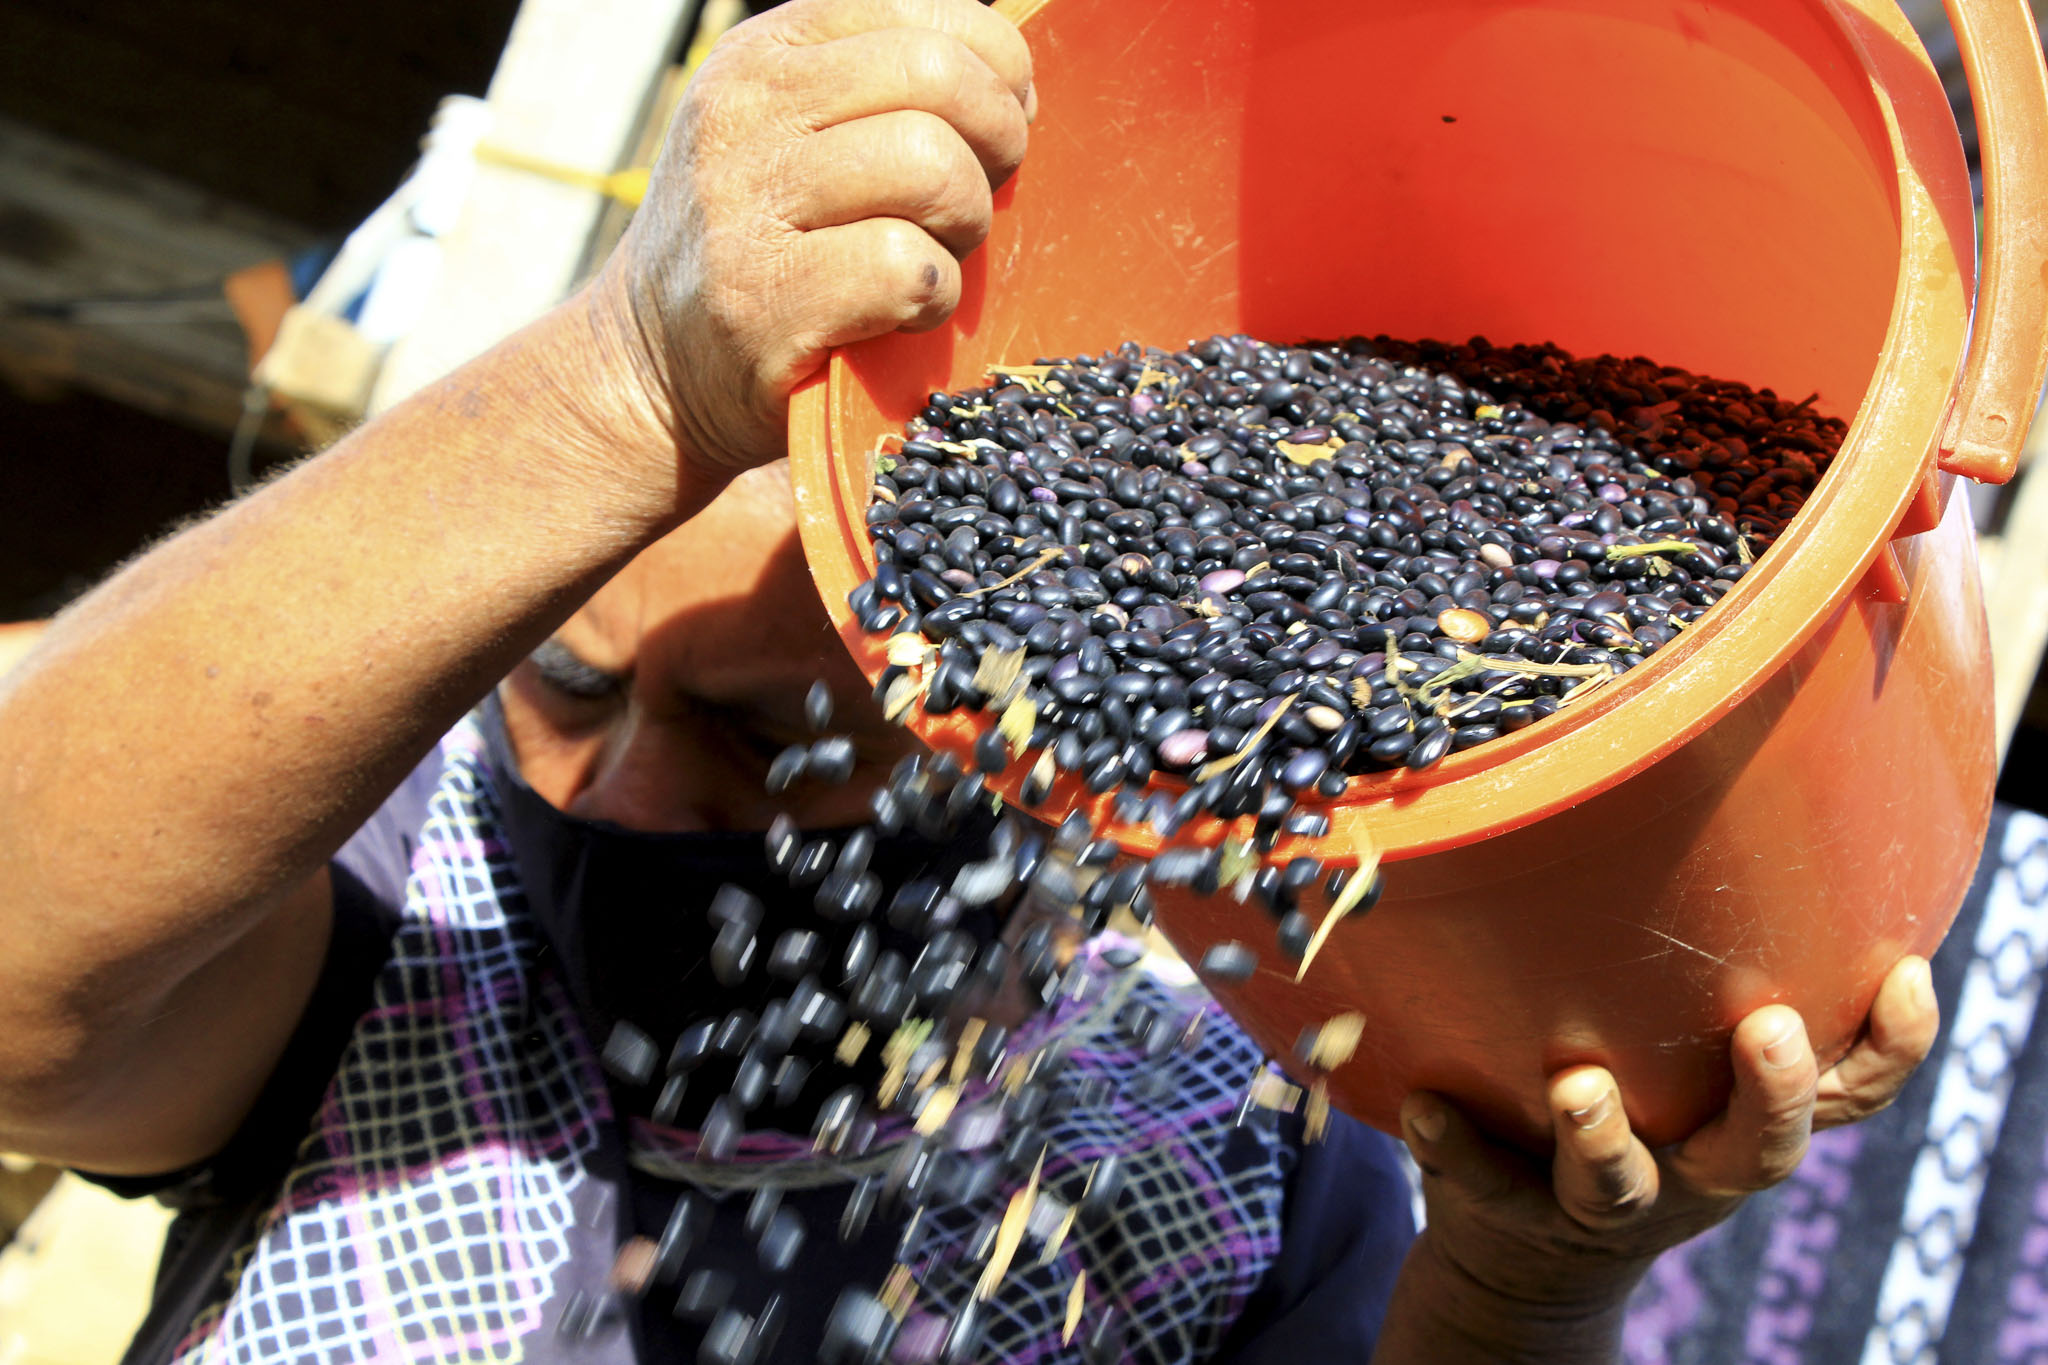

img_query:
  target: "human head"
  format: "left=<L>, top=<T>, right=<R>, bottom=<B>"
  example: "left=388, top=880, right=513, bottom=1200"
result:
left=498, top=463, right=921, bottom=832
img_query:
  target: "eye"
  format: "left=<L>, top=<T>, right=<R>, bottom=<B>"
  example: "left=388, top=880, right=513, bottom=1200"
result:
left=528, top=637, right=627, bottom=702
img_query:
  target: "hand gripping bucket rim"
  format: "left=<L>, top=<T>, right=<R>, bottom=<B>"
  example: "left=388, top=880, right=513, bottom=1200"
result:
left=787, top=0, right=2048, bottom=869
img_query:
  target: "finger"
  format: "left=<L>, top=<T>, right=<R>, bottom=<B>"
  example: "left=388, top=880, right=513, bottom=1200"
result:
left=780, top=28, right=1030, bottom=185
left=777, top=111, right=995, bottom=259
left=1814, top=956, right=1939, bottom=1129
left=1399, top=1092, right=1548, bottom=1218
left=1671, top=1005, right=1817, bottom=1196
left=1548, top=1066, right=1662, bottom=1229
left=766, top=217, right=963, bottom=384
left=758, top=0, right=1035, bottom=112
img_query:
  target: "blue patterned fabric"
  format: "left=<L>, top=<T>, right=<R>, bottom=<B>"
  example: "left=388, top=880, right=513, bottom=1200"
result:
left=156, top=714, right=1306, bottom=1363
left=1621, top=804, right=2048, bottom=1365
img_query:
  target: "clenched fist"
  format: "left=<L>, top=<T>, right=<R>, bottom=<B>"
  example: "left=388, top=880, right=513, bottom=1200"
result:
left=587, top=0, right=1033, bottom=497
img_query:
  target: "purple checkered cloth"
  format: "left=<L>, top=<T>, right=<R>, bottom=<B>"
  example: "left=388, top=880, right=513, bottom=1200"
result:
left=161, top=714, right=1298, bottom=1363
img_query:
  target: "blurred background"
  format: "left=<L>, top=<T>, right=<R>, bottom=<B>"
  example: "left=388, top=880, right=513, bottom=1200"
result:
left=0, top=1, right=2044, bottom=1363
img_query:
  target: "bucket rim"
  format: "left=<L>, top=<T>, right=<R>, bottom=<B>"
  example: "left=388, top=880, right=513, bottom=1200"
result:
left=790, top=0, right=1978, bottom=862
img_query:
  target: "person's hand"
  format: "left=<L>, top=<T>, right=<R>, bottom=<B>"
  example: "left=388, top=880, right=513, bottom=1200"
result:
left=586, top=0, right=1034, bottom=499
left=1385, top=956, right=1938, bottom=1358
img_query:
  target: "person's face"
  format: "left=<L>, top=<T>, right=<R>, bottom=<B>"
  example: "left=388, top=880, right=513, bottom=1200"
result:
left=499, top=464, right=920, bottom=832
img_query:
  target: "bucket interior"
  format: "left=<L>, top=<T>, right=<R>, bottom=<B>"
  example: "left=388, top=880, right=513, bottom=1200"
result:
left=805, top=0, right=1957, bottom=855
left=837, top=0, right=1903, bottom=443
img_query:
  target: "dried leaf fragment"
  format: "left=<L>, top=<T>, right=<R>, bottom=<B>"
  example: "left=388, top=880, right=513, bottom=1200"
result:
left=998, top=695, right=1038, bottom=754
left=882, top=673, right=923, bottom=723
left=1306, top=1012, right=1367, bottom=1070
left=1037, top=1202, right=1079, bottom=1266
left=1277, top=440, right=1339, bottom=467
left=1196, top=695, right=1296, bottom=783
left=952, top=1018, right=985, bottom=1085
left=886, top=633, right=930, bottom=668
left=1216, top=837, right=1258, bottom=891
left=881, top=1262, right=918, bottom=1320
left=915, top=1083, right=960, bottom=1136
left=1305, top=1079, right=1331, bottom=1142
left=974, top=644, right=1027, bottom=709
left=976, top=1151, right=1042, bottom=1301
left=1063, top=1273, right=1087, bottom=1345
left=962, top=546, right=1067, bottom=598
left=1248, top=1070, right=1302, bottom=1112
left=1295, top=833, right=1381, bottom=983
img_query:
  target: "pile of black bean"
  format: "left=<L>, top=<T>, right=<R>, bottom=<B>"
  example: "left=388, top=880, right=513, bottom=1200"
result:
left=849, top=333, right=1841, bottom=820
left=589, top=680, right=1190, bottom=1365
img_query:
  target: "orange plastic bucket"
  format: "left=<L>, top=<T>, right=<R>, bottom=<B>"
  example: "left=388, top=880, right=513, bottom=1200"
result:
left=789, top=0, right=2048, bottom=1145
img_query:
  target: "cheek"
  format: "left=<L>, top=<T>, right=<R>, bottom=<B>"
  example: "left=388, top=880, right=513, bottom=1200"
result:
left=498, top=681, right=613, bottom=810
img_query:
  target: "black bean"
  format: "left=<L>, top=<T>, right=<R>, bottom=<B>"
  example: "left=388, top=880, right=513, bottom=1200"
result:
left=756, top=1207, right=806, bottom=1273
left=820, top=1290, right=895, bottom=1365
left=859, top=334, right=1830, bottom=811
left=600, top=1020, right=659, bottom=1086
left=840, top=924, right=878, bottom=986
left=711, top=1009, right=755, bottom=1057
left=808, top=735, right=858, bottom=785
left=710, top=920, right=758, bottom=987
left=731, top=1052, right=770, bottom=1110
left=1198, top=941, right=1258, bottom=984
left=766, top=929, right=821, bottom=981
left=707, top=889, right=762, bottom=937
left=1407, top=727, right=1454, bottom=770
left=673, top=1268, right=731, bottom=1321
left=789, top=838, right=834, bottom=888
left=651, top=1072, right=689, bottom=1125
left=1276, top=911, right=1314, bottom=960
left=772, top=1055, right=811, bottom=1107
left=699, top=1097, right=742, bottom=1161
left=697, top=1307, right=754, bottom=1365
left=764, top=814, right=800, bottom=876
left=804, top=679, right=834, bottom=732
left=839, top=1173, right=884, bottom=1243
left=962, top=728, right=1010, bottom=780
left=765, top=744, right=808, bottom=793
left=668, top=1020, right=716, bottom=1074
left=1279, top=748, right=1329, bottom=793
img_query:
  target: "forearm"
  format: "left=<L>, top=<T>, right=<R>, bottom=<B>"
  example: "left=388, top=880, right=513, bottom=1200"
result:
left=1372, top=1230, right=1635, bottom=1365
left=0, top=295, right=688, bottom=1104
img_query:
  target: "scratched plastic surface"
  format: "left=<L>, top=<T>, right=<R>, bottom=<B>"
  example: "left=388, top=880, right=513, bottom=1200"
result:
left=789, top=0, right=2048, bottom=1144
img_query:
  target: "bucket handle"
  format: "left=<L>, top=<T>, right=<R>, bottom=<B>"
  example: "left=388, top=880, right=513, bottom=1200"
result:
left=1937, top=0, right=2048, bottom=485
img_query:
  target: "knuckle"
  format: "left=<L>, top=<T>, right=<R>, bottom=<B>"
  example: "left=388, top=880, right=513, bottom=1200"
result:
left=892, top=111, right=964, bottom=180
left=898, top=28, right=971, bottom=104
left=1579, top=1171, right=1654, bottom=1224
left=901, top=128, right=989, bottom=241
left=869, top=222, right=947, bottom=306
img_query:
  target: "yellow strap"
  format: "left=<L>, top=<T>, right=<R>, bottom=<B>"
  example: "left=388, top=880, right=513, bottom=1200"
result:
left=472, top=143, right=650, bottom=206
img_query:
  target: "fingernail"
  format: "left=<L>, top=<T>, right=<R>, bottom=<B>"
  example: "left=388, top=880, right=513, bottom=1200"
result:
left=1566, top=1088, right=1613, bottom=1130
left=1023, top=81, right=1039, bottom=124
left=1908, top=958, right=1935, bottom=1012
left=1407, top=1102, right=1446, bottom=1143
left=1762, top=1015, right=1805, bottom=1069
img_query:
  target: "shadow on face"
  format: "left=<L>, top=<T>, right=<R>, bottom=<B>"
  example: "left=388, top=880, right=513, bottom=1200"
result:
left=501, top=463, right=923, bottom=832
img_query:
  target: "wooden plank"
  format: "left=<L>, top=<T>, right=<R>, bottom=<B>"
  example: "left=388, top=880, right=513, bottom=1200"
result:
left=369, top=0, right=695, bottom=410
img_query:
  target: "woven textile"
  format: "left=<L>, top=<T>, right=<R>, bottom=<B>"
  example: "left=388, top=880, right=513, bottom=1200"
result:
left=158, top=716, right=1296, bottom=1363
left=1620, top=804, right=2048, bottom=1365
left=865, top=959, right=1293, bottom=1364
left=168, top=716, right=613, bottom=1364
